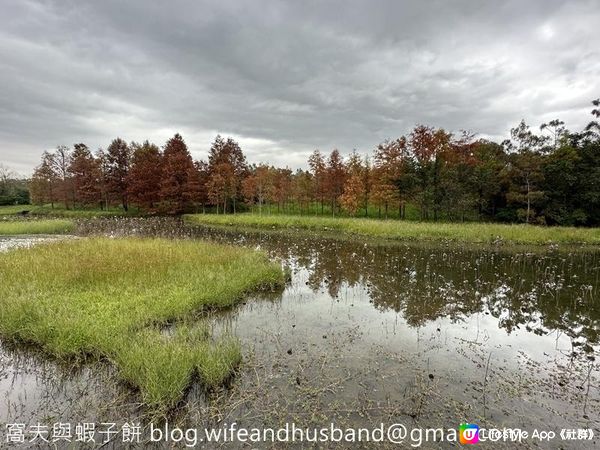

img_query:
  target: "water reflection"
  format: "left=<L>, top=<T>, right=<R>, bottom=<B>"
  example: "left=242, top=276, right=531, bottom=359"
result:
left=187, top=226, right=600, bottom=356
left=0, top=217, right=598, bottom=446
left=78, top=217, right=600, bottom=354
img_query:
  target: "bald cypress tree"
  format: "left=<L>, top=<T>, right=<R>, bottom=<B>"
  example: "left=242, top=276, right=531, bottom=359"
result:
left=325, top=149, right=347, bottom=216
left=105, top=138, right=131, bottom=211
left=159, top=133, right=195, bottom=214
left=207, top=135, right=248, bottom=213
left=128, top=141, right=162, bottom=212
left=69, top=143, right=100, bottom=207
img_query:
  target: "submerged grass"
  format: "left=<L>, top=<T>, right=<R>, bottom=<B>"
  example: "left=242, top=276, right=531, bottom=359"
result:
left=0, top=238, right=284, bottom=410
left=184, top=213, right=600, bottom=245
left=0, top=219, right=75, bottom=235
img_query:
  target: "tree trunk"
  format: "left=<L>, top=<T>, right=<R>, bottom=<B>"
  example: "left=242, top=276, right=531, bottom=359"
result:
left=433, top=156, right=440, bottom=222
left=526, top=176, right=531, bottom=224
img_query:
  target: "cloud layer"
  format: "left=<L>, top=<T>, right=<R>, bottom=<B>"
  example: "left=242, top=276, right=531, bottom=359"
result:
left=1, top=0, right=599, bottom=174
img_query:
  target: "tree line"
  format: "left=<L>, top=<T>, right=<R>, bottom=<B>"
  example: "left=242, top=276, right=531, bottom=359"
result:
left=0, top=164, right=29, bottom=205
left=29, top=98, right=600, bottom=225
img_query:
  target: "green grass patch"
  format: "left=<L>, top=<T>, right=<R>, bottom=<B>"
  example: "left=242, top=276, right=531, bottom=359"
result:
left=0, top=219, right=75, bottom=235
left=0, top=205, right=32, bottom=215
left=0, top=238, right=284, bottom=410
left=184, top=213, right=600, bottom=245
left=0, top=205, right=134, bottom=218
left=239, top=201, right=424, bottom=220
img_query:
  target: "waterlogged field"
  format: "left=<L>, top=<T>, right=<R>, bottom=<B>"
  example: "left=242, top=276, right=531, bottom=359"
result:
left=0, top=218, right=598, bottom=449
left=185, top=213, right=600, bottom=245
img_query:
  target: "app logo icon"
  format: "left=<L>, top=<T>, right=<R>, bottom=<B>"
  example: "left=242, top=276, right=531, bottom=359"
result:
left=459, top=423, right=480, bottom=444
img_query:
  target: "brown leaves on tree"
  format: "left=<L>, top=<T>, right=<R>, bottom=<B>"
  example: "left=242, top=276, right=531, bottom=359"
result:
left=27, top=98, right=600, bottom=225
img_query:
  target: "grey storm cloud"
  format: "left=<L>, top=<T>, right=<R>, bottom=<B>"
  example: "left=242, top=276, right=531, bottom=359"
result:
left=1, top=0, right=599, bottom=174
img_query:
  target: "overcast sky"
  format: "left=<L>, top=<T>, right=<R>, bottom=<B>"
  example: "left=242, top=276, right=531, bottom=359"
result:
left=1, top=0, right=598, bottom=175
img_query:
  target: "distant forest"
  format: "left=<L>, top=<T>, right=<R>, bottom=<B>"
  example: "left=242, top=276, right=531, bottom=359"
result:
left=0, top=165, right=29, bottom=205
left=23, top=98, right=600, bottom=225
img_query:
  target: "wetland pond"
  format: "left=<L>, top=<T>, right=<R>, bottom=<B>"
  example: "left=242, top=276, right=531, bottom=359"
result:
left=1, top=218, right=599, bottom=448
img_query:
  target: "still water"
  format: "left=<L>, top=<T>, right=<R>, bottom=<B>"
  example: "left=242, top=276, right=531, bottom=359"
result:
left=1, top=218, right=599, bottom=448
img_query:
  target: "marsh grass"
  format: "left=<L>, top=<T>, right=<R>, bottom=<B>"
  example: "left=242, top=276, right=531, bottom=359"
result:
left=0, top=204, right=133, bottom=218
left=0, top=238, right=284, bottom=411
left=184, top=213, right=600, bottom=245
left=0, top=205, right=32, bottom=215
left=0, top=219, right=75, bottom=235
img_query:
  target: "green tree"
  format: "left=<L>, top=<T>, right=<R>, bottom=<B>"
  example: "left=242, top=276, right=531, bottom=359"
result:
left=541, top=144, right=581, bottom=224
left=504, top=150, right=545, bottom=223
left=308, top=150, right=327, bottom=214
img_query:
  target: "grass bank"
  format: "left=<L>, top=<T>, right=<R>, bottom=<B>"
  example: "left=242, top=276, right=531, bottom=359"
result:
left=0, top=238, right=284, bottom=410
left=0, top=219, right=75, bottom=235
left=184, top=213, right=600, bottom=245
left=0, top=205, right=133, bottom=218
